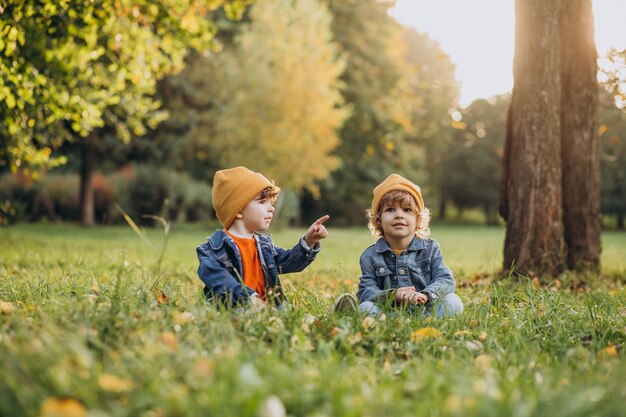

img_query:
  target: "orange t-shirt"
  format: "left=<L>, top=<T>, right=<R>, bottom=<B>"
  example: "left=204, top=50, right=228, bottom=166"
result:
left=225, top=231, right=266, bottom=300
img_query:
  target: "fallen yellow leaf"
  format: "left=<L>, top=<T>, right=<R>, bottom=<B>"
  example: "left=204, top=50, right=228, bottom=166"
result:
left=474, top=354, right=491, bottom=371
left=98, top=373, right=134, bottom=393
left=453, top=330, right=471, bottom=337
left=40, top=398, right=87, bottom=417
left=410, top=327, right=443, bottom=342
left=159, top=331, right=178, bottom=350
left=156, top=290, right=169, bottom=305
left=597, top=345, right=618, bottom=359
left=0, top=301, right=16, bottom=314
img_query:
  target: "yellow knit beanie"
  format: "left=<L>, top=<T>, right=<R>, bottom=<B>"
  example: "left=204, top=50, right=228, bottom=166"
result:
left=212, top=166, right=274, bottom=228
left=371, top=174, right=424, bottom=214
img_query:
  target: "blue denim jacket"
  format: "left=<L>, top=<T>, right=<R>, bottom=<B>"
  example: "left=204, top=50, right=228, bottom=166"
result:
left=196, top=230, right=320, bottom=306
left=356, top=236, right=455, bottom=304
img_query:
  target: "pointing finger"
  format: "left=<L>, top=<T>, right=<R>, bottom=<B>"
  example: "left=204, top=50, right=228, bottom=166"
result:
left=313, top=215, right=330, bottom=226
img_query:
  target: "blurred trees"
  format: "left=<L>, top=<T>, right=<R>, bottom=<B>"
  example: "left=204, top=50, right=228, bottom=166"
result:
left=0, top=0, right=247, bottom=225
left=500, top=0, right=599, bottom=276
left=599, top=90, right=626, bottom=230
left=434, top=96, right=508, bottom=225
left=301, top=0, right=459, bottom=225
left=210, top=0, right=350, bottom=191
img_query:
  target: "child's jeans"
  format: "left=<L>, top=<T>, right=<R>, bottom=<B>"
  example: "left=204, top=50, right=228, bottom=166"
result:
left=359, top=293, right=463, bottom=318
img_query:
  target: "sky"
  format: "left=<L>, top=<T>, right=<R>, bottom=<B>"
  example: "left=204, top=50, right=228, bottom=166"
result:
left=390, top=0, right=626, bottom=107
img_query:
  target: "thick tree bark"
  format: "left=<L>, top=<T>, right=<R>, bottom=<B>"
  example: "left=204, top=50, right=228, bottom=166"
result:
left=79, top=139, right=96, bottom=226
left=502, top=0, right=566, bottom=276
left=559, top=0, right=601, bottom=270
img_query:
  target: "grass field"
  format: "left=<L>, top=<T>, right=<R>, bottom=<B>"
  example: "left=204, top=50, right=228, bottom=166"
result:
left=1, top=223, right=625, bottom=416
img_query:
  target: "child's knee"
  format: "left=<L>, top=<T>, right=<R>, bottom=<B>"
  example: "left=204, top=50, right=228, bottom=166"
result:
left=358, top=300, right=382, bottom=316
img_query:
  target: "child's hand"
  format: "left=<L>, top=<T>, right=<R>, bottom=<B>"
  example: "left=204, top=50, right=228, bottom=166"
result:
left=249, top=295, right=267, bottom=312
left=304, top=215, right=329, bottom=247
left=395, top=287, right=428, bottom=305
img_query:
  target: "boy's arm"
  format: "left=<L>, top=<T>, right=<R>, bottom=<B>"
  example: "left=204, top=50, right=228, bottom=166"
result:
left=421, top=241, right=456, bottom=301
left=272, top=237, right=320, bottom=274
left=196, top=246, right=256, bottom=304
left=356, top=257, right=394, bottom=304
left=273, top=215, right=328, bottom=273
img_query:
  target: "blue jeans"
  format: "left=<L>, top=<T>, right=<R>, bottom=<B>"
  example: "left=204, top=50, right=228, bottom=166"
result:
left=359, top=293, right=463, bottom=318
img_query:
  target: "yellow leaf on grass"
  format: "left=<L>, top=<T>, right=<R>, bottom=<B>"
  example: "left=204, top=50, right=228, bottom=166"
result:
left=0, top=301, right=16, bottom=314
left=98, top=374, right=134, bottom=393
left=597, top=345, right=618, bottom=359
left=156, top=290, right=169, bottom=305
left=40, top=398, right=87, bottom=417
left=474, top=354, right=491, bottom=371
left=159, top=331, right=178, bottom=350
left=410, top=327, right=443, bottom=342
left=453, top=330, right=471, bottom=337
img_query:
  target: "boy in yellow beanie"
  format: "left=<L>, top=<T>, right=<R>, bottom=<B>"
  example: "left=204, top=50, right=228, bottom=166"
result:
left=334, top=174, right=463, bottom=317
left=197, top=166, right=329, bottom=309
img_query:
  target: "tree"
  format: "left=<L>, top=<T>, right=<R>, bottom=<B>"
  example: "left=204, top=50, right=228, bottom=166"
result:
left=301, top=0, right=417, bottom=225
left=403, top=28, right=459, bottom=221
left=500, top=0, right=599, bottom=276
left=559, top=0, right=600, bottom=270
left=206, top=0, right=349, bottom=192
left=599, top=90, right=626, bottom=229
left=0, top=0, right=248, bottom=225
left=437, top=96, right=509, bottom=225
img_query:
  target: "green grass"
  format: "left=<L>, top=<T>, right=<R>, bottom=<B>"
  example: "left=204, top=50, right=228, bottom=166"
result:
left=1, top=223, right=625, bottom=416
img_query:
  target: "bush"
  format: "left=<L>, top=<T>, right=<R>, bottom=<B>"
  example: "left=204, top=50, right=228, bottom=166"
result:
left=0, top=167, right=212, bottom=225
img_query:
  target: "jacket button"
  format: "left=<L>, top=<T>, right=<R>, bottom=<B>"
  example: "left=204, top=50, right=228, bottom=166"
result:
left=378, top=267, right=385, bottom=274
left=399, top=268, right=407, bottom=275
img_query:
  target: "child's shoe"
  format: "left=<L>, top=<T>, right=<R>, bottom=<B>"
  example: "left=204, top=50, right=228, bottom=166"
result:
left=333, top=293, right=358, bottom=313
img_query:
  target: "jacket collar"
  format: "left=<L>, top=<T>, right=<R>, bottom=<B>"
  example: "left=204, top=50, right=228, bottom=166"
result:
left=375, top=236, right=425, bottom=253
left=209, top=229, right=268, bottom=250
left=208, top=229, right=233, bottom=251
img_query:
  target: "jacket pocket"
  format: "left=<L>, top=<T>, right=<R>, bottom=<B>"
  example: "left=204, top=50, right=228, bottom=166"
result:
left=373, top=264, right=393, bottom=290
left=409, top=260, right=431, bottom=287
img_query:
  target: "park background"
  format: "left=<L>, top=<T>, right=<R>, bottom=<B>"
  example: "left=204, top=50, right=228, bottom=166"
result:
left=1, top=0, right=626, bottom=416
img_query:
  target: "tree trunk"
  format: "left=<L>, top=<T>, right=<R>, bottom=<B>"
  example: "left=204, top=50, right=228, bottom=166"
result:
left=79, top=139, right=95, bottom=226
left=438, top=197, right=447, bottom=221
left=502, top=0, right=566, bottom=276
left=559, top=0, right=601, bottom=271
left=618, top=213, right=624, bottom=230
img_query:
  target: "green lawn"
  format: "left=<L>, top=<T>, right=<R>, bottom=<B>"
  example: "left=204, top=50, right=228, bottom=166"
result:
left=1, top=223, right=625, bottom=416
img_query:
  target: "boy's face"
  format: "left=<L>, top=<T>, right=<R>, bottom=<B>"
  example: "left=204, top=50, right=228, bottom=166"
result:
left=380, top=200, right=417, bottom=241
left=238, top=193, right=275, bottom=232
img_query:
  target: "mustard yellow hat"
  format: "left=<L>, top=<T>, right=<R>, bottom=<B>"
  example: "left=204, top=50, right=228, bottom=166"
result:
left=371, top=174, right=424, bottom=213
left=212, top=166, right=274, bottom=228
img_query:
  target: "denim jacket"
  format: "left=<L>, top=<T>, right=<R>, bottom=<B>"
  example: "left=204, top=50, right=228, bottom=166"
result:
left=196, top=230, right=320, bottom=306
left=356, top=236, right=455, bottom=304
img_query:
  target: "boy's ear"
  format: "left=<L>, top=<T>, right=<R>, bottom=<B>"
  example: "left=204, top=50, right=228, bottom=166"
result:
left=235, top=212, right=243, bottom=219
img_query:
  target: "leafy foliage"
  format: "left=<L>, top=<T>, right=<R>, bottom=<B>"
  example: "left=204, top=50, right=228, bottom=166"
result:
left=0, top=0, right=246, bottom=173
left=208, top=0, right=350, bottom=192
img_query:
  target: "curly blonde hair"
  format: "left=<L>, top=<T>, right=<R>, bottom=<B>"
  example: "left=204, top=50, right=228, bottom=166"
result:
left=366, top=190, right=430, bottom=238
left=258, top=185, right=281, bottom=205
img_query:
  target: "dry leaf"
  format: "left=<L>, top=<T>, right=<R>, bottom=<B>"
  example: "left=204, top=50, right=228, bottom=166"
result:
left=156, top=290, right=169, bottom=305
left=0, top=301, right=16, bottom=314
left=474, top=354, right=491, bottom=371
left=40, top=398, right=87, bottom=417
left=410, top=327, right=443, bottom=342
left=159, top=332, right=178, bottom=350
left=98, top=374, right=134, bottom=393
left=597, top=345, right=618, bottom=359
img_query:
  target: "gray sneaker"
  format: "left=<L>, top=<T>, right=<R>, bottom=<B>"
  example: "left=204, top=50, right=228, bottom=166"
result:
left=333, top=293, right=358, bottom=313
